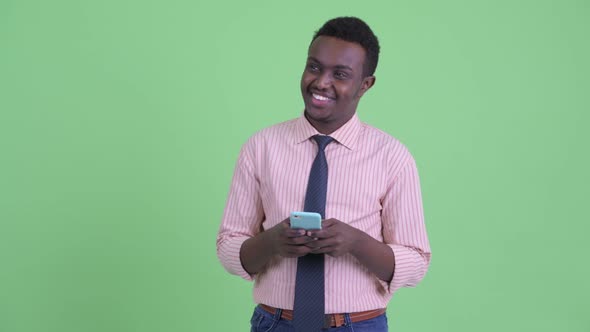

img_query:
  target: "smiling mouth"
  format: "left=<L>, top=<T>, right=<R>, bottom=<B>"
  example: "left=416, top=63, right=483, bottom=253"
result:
left=312, top=93, right=334, bottom=101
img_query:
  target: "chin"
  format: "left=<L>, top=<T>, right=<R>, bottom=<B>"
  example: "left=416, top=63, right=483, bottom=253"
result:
left=305, top=105, right=325, bottom=116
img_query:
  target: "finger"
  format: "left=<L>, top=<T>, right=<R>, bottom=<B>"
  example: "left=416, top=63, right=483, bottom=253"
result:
left=310, top=245, right=336, bottom=254
left=306, top=229, right=333, bottom=239
left=284, top=244, right=313, bottom=257
left=285, top=229, right=306, bottom=238
left=306, top=230, right=321, bottom=238
left=321, top=218, right=338, bottom=227
left=311, top=245, right=345, bottom=257
left=311, top=238, right=339, bottom=249
left=303, top=239, right=323, bottom=249
left=288, top=236, right=316, bottom=245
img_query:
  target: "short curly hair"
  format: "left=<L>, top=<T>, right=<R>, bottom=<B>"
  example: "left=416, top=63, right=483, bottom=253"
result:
left=311, top=17, right=380, bottom=77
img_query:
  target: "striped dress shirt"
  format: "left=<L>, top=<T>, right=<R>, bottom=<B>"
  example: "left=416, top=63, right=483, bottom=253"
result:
left=217, top=113, right=431, bottom=313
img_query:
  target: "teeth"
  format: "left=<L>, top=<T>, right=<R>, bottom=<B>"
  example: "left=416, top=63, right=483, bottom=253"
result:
left=313, top=93, right=331, bottom=101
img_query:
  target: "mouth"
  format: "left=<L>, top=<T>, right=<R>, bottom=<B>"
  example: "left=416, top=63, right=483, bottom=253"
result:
left=309, top=92, right=335, bottom=107
left=312, top=93, right=334, bottom=101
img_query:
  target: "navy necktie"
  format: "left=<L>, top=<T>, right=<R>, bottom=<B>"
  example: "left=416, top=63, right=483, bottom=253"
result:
left=293, top=135, right=334, bottom=332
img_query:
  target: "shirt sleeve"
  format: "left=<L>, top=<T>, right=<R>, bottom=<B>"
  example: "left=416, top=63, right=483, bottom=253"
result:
left=216, top=139, right=264, bottom=281
left=379, top=155, right=431, bottom=294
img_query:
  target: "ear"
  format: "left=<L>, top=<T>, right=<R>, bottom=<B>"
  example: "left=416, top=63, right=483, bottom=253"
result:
left=357, top=76, right=376, bottom=98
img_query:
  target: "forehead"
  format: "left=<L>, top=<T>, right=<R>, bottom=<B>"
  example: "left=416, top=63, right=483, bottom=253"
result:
left=307, top=36, right=366, bottom=70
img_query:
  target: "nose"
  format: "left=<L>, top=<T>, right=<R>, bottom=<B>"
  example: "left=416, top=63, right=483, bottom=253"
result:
left=315, top=72, right=332, bottom=89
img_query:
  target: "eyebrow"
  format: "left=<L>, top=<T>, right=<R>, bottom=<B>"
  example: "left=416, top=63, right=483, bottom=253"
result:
left=307, top=57, right=354, bottom=71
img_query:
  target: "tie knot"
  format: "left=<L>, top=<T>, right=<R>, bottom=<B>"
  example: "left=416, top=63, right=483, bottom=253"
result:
left=312, top=135, right=334, bottom=151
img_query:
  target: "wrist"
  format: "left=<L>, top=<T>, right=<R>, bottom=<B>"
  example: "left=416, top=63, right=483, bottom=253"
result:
left=263, top=226, right=281, bottom=257
left=348, top=228, right=366, bottom=257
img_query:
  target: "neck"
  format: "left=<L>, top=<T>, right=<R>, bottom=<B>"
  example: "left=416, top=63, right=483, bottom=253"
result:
left=304, top=112, right=354, bottom=135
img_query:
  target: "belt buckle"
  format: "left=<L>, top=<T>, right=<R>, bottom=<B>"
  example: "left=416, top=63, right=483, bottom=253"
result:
left=323, top=315, right=332, bottom=329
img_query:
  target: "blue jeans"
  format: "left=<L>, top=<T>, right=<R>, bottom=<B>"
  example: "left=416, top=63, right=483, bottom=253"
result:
left=250, top=305, right=389, bottom=332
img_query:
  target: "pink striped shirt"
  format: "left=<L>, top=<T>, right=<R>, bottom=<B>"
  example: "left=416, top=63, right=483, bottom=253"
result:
left=217, top=113, right=431, bottom=313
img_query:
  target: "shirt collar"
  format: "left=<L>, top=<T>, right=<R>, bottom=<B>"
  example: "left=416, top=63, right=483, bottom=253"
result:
left=293, top=112, right=362, bottom=150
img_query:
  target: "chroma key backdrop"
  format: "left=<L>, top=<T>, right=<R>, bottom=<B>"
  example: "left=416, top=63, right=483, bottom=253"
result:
left=1, top=1, right=588, bottom=331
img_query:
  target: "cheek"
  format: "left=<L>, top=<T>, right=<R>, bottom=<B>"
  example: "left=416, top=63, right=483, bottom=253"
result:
left=301, top=74, right=313, bottom=87
left=346, top=82, right=365, bottom=99
left=335, top=84, right=355, bottom=99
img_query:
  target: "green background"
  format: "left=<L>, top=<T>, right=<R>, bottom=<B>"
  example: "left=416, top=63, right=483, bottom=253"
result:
left=1, top=0, right=589, bottom=331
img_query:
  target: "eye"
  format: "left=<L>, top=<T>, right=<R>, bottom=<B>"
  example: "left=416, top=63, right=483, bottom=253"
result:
left=307, top=63, right=320, bottom=72
left=334, top=71, right=349, bottom=80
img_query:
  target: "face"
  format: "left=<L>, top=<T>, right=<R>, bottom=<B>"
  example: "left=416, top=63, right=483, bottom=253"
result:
left=301, top=36, right=375, bottom=134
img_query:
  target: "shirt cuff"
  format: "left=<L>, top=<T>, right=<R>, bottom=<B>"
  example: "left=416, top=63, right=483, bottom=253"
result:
left=217, top=236, right=255, bottom=281
left=378, top=244, right=429, bottom=294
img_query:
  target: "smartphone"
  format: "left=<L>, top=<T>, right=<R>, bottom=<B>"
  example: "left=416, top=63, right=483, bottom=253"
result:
left=290, top=211, right=322, bottom=230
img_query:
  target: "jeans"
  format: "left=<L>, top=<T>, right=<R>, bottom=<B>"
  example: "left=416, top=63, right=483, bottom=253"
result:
left=250, top=305, right=389, bottom=332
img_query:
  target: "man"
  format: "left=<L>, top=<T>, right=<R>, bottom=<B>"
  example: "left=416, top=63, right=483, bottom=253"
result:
left=217, top=17, right=431, bottom=332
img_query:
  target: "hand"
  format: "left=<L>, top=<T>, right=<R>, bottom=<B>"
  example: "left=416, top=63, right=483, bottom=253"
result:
left=267, top=218, right=317, bottom=258
left=305, top=218, right=362, bottom=257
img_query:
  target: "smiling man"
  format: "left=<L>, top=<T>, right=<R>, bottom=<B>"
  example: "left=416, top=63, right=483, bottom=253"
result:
left=217, top=17, right=431, bottom=332
left=302, top=35, right=374, bottom=134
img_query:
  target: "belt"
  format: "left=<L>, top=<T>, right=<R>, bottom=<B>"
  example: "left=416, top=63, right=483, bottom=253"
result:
left=259, top=304, right=386, bottom=328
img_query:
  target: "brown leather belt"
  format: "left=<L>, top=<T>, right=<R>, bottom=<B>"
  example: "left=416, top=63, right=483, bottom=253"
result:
left=259, top=304, right=386, bottom=328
